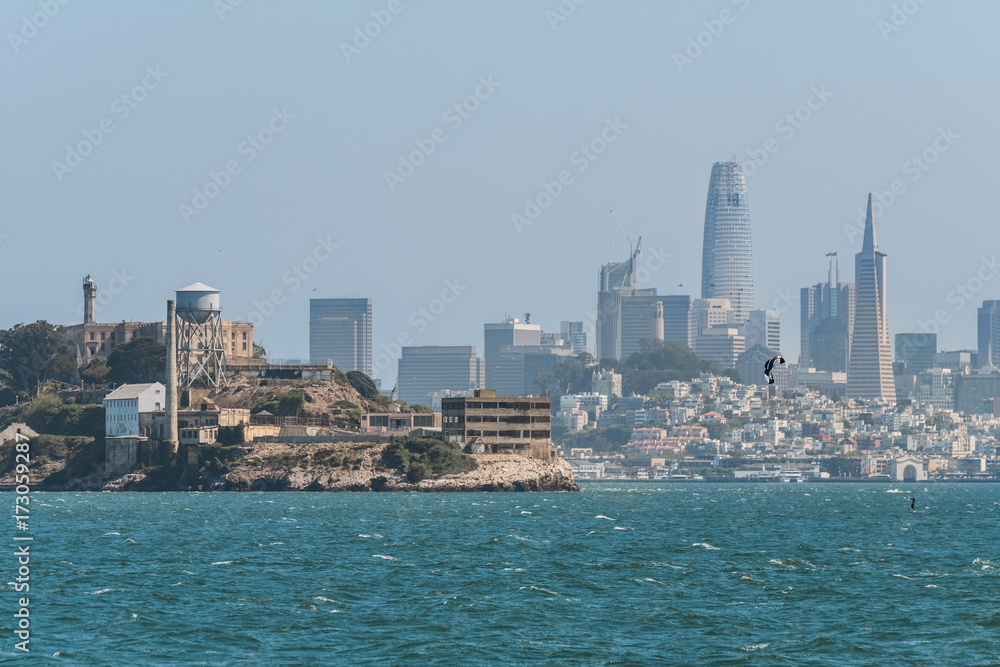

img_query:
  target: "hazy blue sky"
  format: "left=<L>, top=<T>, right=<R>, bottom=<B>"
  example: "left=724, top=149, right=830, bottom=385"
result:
left=3, top=1, right=998, bottom=384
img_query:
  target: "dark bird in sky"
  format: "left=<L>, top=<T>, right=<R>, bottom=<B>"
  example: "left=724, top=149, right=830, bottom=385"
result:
left=763, top=354, right=785, bottom=384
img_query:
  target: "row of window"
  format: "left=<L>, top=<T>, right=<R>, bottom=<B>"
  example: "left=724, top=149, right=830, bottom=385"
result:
left=466, top=430, right=551, bottom=439
left=462, top=401, right=548, bottom=410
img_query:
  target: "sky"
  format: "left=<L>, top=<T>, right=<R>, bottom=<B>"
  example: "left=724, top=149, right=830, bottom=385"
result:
left=3, top=1, right=999, bottom=385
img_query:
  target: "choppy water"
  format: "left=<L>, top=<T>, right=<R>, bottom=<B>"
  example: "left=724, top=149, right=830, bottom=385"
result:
left=4, top=483, right=999, bottom=664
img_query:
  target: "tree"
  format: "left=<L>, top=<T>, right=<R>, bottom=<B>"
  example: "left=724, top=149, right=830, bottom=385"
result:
left=346, top=370, right=379, bottom=400
left=107, top=338, right=166, bottom=385
left=0, top=321, right=74, bottom=396
left=532, top=371, right=559, bottom=399
left=79, top=358, right=109, bottom=386
left=408, top=404, right=432, bottom=413
left=252, top=343, right=266, bottom=359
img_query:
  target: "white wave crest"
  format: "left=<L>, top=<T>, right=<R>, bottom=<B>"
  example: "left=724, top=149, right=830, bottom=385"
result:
left=693, top=542, right=720, bottom=550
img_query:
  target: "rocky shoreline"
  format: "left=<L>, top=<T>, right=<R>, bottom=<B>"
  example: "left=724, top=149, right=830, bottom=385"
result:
left=84, top=443, right=578, bottom=493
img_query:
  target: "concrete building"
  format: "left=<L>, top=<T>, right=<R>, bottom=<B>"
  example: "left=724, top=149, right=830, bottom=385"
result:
left=596, top=287, right=655, bottom=361
left=800, top=257, right=855, bottom=373
left=592, top=369, right=622, bottom=398
left=701, top=159, right=754, bottom=323
left=914, top=368, right=953, bottom=409
left=309, top=298, right=372, bottom=375
left=936, top=350, right=977, bottom=373
left=889, top=455, right=927, bottom=481
left=954, top=371, right=1000, bottom=414
left=0, top=423, right=38, bottom=446
left=736, top=344, right=777, bottom=386
left=694, top=327, right=745, bottom=369
left=895, top=333, right=937, bottom=373
left=103, top=382, right=165, bottom=437
left=360, top=411, right=440, bottom=435
left=661, top=295, right=694, bottom=347
left=396, top=345, right=485, bottom=408
left=848, top=195, right=895, bottom=402
left=442, top=389, right=554, bottom=459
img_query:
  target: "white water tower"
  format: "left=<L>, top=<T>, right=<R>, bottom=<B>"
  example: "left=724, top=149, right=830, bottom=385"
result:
left=175, top=281, right=227, bottom=390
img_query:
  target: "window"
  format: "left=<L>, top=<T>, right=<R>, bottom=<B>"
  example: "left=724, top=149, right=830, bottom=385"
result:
left=110, top=332, right=115, bottom=341
left=100, top=343, right=105, bottom=351
left=101, top=332, right=106, bottom=341
left=89, top=332, right=95, bottom=341
left=242, top=343, right=247, bottom=351
left=242, top=332, right=247, bottom=339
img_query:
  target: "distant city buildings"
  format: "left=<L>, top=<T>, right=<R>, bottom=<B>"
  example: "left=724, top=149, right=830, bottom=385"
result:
left=484, top=318, right=541, bottom=389
left=744, top=309, right=780, bottom=352
left=701, top=160, right=754, bottom=324
left=396, top=345, right=485, bottom=408
left=309, top=298, right=372, bottom=375
left=847, top=195, right=895, bottom=402
left=560, top=321, right=587, bottom=355
left=978, top=300, right=1000, bottom=368
left=895, top=333, right=937, bottom=373
left=800, top=258, right=854, bottom=373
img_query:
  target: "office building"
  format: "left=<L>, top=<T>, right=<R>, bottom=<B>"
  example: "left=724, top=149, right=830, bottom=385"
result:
left=309, top=298, right=372, bottom=375
left=895, top=333, right=937, bottom=373
left=744, top=309, right=780, bottom=353
left=491, top=344, right=574, bottom=397
left=560, top=321, right=587, bottom=356
left=847, top=195, right=895, bottom=402
left=978, top=300, right=1000, bottom=368
left=396, top=346, right=485, bottom=408
left=484, top=318, right=541, bottom=389
left=701, top=159, right=754, bottom=323
left=800, top=257, right=854, bottom=373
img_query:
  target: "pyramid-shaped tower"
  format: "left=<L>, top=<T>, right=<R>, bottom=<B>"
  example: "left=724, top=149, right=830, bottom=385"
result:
left=848, top=194, right=896, bottom=402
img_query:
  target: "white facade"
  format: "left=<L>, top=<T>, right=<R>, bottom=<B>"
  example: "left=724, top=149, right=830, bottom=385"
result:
left=103, top=382, right=165, bottom=436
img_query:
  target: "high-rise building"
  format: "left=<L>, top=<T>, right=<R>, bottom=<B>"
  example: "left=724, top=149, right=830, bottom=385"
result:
left=977, top=300, right=1000, bottom=368
left=491, top=344, right=574, bottom=397
left=596, top=287, right=655, bottom=361
left=309, top=298, right=372, bottom=375
left=396, top=346, right=485, bottom=408
left=801, top=258, right=855, bottom=373
left=484, top=318, right=541, bottom=388
left=701, top=160, right=754, bottom=323
left=661, top=295, right=694, bottom=347
left=895, top=333, right=936, bottom=373
left=560, top=321, right=587, bottom=355
left=847, top=195, right=895, bottom=402
left=745, top=309, right=780, bottom=353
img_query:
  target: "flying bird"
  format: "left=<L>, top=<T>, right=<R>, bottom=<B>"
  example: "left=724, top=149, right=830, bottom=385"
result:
left=763, top=354, right=785, bottom=385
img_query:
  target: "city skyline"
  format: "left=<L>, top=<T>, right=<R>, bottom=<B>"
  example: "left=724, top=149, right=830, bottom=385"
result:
left=3, top=3, right=999, bottom=387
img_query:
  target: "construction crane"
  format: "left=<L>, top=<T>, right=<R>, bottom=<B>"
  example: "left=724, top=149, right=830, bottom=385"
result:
left=610, top=210, right=642, bottom=288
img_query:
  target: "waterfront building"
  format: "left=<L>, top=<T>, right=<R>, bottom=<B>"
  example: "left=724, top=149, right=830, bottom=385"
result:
left=847, top=195, right=896, bottom=402
left=441, top=389, right=553, bottom=459
left=309, top=298, right=372, bottom=375
left=103, top=382, right=165, bottom=437
left=701, top=160, right=754, bottom=323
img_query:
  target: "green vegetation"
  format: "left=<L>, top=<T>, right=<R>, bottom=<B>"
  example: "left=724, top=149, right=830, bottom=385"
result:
left=407, top=404, right=432, bottom=413
left=107, top=337, right=166, bottom=385
left=554, top=427, right=633, bottom=454
left=0, top=321, right=76, bottom=396
left=380, top=437, right=477, bottom=483
left=253, top=389, right=305, bottom=417
left=22, top=394, right=104, bottom=438
left=79, top=358, right=109, bottom=387
left=346, top=371, right=379, bottom=400
left=600, top=339, right=741, bottom=395
left=215, top=424, right=246, bottom=446
left=252, top=342, right=267, bottom=359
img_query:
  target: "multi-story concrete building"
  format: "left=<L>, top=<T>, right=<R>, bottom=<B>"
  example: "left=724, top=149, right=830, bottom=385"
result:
left=484, top=318, right=541, bottom=388
left=491, top=344, right=574, bottom=397
left=745, top=309, right=780, bottom=353
left=103, top=382, right=165, bottom=437
left=701, top=159, right=754, bottom=323
left=592, top=369, right=622, bottom=398
left=309, top=298, right=372, bottom=375
left=396, top=345, right=485, bottom=408
left=442, top=389, right=553, bottom=459
left=848, top=195, right=895, bottom=402
left=694, top=327, right=745, bottom=369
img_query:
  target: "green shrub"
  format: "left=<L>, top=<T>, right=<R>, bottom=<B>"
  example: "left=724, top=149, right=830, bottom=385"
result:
left=380, top=437, right=476, bottom=482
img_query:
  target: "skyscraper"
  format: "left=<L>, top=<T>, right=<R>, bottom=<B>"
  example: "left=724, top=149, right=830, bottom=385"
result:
left=560, top=321, right=587, bottom=355
left=801, top=257, right=855, bottom=372
left=895, top=333, right=937, bottom=373
left=484, top=318, right=541, bottom=388
left=977, top=300, right=1000, bottom=368
left=396, top=346, right=485, bottom=408
left=847, top=195, right=895, bottom=401
left=309, top=298, right=372, bottom=375
left=745, top=309, right=780, bottom=353
left=701, top=160, right=754, bottom=323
